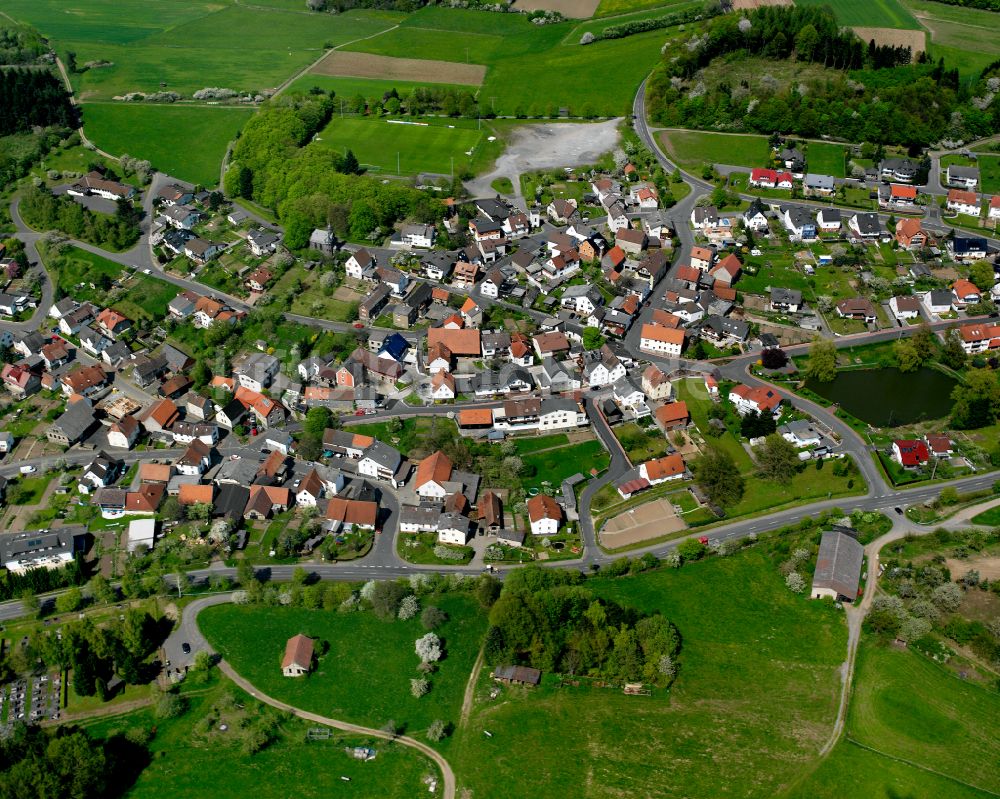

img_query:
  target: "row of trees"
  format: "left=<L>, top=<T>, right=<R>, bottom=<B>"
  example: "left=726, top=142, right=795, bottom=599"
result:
left=484, top=567, right=680, bottom=687
left=0, top=68, right=77, bottom=136
left=224, top=95, right=442, bottom=248
left=20, top=185, right=141, bottom=251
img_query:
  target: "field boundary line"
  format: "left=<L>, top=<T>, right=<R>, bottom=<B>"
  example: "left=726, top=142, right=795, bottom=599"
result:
left=845, top=737, right=1000, bottom=797
left=272, top=24, right=401, bottom=98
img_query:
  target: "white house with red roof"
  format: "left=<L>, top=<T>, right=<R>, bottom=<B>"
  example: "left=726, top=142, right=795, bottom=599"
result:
left=729, top=384, right=782, bottom=417
left=891, top=439, right=930, bottom=468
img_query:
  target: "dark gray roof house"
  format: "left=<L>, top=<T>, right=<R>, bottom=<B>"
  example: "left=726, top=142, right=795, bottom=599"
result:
left=811, top=529, right=864, bottom=601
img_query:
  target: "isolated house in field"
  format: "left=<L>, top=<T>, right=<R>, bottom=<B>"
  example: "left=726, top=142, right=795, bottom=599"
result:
left=810, top=530, right=864, bottom=602
left=281, top=634, right=314, bottom=677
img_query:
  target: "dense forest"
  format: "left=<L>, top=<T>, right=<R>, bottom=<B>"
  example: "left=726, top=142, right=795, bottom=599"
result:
left=0, top=69, right=77, bottom=136
left=0, top=726, right=142, bottom=799
left=20, top=184, right=141, bottom=250
left=224, top=95, right=443, bottom=248
left=484, top=567, right=681, bottom=686
left=646, top=6, right=1000, bottom=146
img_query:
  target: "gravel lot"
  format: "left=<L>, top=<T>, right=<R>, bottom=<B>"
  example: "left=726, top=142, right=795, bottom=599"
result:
left=467, top=118, right=621, bottom=202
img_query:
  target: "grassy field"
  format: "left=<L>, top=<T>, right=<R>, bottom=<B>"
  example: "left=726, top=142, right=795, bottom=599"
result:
left=807, top=142, right=848, bottom=178
left=451, top=550, right=847, bottom=798
left=313, top=116, right=484, bottom=176
left=335, top=6, right=680, bottom=117
left=82, top=104, right=252, bottom=186
left=593, top=0, right=695, bottom=16
left=783, top=739, right=994, bottom=799
left=2, top=0, right=404, bottom=100
left=845, top=639, right=1000, bottom=793
left=76, top=676, right=436, bottom=799
left=795, top=0, right=920, bottom=29
left=901, top=0, right=1000, bottom=78
left=199, top=592, right=486, bottom=742
left=970, top=505, right=1000, bottom=525
left=659, top=130, right=770, bottom=171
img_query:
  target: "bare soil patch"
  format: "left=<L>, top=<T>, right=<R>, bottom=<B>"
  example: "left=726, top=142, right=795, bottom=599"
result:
left=310, top=50, right=486, bottom=86
left=851, top=27, right=925, bottom=54
left=334, top=285, right=364, bottom=302
left=599, top=496, right=685, bottom=548
left=945, top=555, right=1000, bottom=582
left=732, top=0, right=791, bottom=8
left=513, top=0, right=600, bottom=18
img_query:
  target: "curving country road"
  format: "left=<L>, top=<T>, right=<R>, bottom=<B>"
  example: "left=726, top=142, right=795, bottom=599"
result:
left=176, top=594, right=456, bottom=799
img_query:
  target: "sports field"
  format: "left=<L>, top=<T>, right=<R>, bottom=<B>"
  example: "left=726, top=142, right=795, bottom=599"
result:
left=659, top=130, right=771, bottom=171
left=313, top=116, right=484, bottom=176
left=794, top=0, right=920, bottom=29
left=83, top=103, right=253, bottom=186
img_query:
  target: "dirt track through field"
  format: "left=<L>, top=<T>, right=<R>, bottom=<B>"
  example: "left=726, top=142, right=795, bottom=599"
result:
left=512, top=0, right=600, bottom=18
left=310, top=50, right=486, bottom=87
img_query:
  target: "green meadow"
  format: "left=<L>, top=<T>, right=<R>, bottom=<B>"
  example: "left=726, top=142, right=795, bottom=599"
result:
left=659, top=129, right=771, bottom=171
left=199, top=592, right=487, bottom=745
left=1, top=0, right=403, bottom=99
left=76, top=676, right=437, bottom=799
left=451, top=550, right=847, bottom=797
left=82, top=104, right=253, bottom=186
left=795, top=0, right=920, bottom=29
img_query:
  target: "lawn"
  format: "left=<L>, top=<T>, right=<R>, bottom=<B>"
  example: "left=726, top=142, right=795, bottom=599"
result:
left=76, top=675, right=436, bottom=799
left=451, top=549, right=847, bottom=798
left=271, top=266, right=359, bottom=323
left=658, top=130, right=770, bottom=172
left=511, top=433, right=570, bottom=454
left=613, top=421, right=671, bottom=462
left=313, top=116, right=484, bottom=177
left=970, top=506, right=1000, bottom=526
left=199, top=593, right=487, bottom=744
left=806, top=142, right=848, bottom=178
left=6, top=475, right=51, bottom=506
left=44, top=244, right=178, bottom=322
left=520, top=439, right=610, bottom=489
left=795, top=0, right=920, bottom=29
left=81, top=104, right=253, bottom=186
left=843, top=638, right=1000, bottom=794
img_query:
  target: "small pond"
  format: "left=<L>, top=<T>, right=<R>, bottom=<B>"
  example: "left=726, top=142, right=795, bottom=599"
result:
left=805, top=366, right=957, bottom=427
